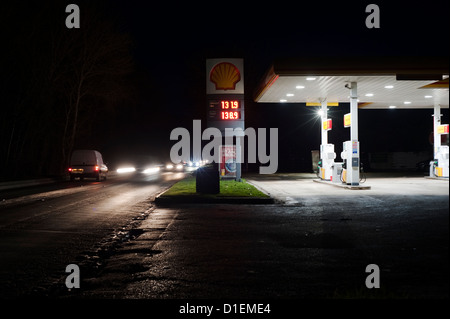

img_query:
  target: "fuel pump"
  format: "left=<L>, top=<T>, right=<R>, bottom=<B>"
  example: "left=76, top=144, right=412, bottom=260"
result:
left=319, top=144, right=336, bottom=181
left=433, top=145, right=449, bottom=178
left=340, top=140, right=360, bottom=185
left=340, top=142, right=349, bottom=184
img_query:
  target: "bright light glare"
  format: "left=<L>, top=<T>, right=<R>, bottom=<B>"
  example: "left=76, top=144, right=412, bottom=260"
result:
left=166, top=164, right=173, bottom=169
left=317, top=109, right=324, bottom=117
left=117, top=167, right=136, bottom=174
left=143, top=167, right=160, bottom=174
left=176, top=164, right=183, bottom=170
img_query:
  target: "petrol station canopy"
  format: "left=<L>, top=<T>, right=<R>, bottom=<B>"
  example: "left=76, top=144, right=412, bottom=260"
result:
left=254, top=56, right=449, bottom=109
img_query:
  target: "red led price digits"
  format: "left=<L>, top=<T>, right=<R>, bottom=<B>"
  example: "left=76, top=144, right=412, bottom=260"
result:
left=221, top=111, right=240, bottom=120
left=221, top=101, right=239, bottom=109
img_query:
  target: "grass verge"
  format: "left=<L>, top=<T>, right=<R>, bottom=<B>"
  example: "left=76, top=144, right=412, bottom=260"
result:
left=162, top=176, right=269, bottom=198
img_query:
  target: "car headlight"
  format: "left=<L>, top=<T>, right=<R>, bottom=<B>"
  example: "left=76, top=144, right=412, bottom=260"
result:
left=166, top=164, right=173, bottom=169
left=117, top=167, right=136, bottom=173
left=176, top=164, right=183, bottom=170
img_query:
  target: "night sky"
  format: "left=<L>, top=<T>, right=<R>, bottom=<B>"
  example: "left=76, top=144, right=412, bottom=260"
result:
left=2, top=0, right=449, bottom=177
left=105, top=0, right=449, bottom=170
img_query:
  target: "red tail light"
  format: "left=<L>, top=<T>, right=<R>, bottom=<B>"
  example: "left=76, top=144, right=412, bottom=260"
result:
left=94, top=165, right=99, bottom=171
left=68, top=168, right=72, bottom=172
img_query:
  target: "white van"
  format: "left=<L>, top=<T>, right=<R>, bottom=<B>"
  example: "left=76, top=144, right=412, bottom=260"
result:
left=68, top=150, right=108, bottom=181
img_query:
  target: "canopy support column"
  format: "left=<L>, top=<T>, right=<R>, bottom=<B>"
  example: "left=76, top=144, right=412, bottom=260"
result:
left=433, top=102, right=442, bottom=158
left=348, top=82, right=360, bottom=186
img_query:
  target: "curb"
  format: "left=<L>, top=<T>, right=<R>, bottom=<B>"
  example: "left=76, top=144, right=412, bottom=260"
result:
left=0, top=178, right=59, bottom=192
left=154, top=193, right=275, bottom=206
left=312, top=179, right=371, bottom=190
left=0, top=172, right=121, bottom=192
left=424, top=176, right=449, bottom=181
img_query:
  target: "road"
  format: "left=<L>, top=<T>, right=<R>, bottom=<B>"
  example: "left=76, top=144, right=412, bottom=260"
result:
left=59, top=173, right=448, bottom=301
left=1, top=172, right=448, bottom=303
left=0, top=171, right=185, bottom=298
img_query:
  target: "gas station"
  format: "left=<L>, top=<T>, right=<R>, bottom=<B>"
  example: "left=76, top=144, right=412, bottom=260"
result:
left=254, top=57, right=449, bottom=188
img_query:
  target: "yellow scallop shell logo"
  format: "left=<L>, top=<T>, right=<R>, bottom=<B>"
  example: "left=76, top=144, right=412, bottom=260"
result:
left=210, top=62, right=241, bottom=91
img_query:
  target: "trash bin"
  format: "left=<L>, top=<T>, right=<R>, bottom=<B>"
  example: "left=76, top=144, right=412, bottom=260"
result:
left=196, top=163, right=219, bottom=194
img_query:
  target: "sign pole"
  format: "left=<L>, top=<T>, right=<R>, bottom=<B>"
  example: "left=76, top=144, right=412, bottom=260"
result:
left=433, top=102, right=442, bottom=159
left=236, top=136, right=242, bottom=182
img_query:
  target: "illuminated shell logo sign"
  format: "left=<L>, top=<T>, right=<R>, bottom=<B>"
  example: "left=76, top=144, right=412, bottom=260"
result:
left=210, top=62, right=241, bottom=91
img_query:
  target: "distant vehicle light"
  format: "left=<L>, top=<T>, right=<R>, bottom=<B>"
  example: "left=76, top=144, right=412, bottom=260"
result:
left=143, top=167, right=160, bottom=174
left=68, top=168, right=72, bottom=172
left=94, top=165, right=100, bottom=171
left=166, top=164, right=174, bottom=169
left=176, top=164, right=183, bottom=170
left=117, top=167, right=136, bottom=173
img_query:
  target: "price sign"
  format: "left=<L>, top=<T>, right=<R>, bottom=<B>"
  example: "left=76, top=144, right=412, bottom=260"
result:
left=208, top=100, right=244, bottom=122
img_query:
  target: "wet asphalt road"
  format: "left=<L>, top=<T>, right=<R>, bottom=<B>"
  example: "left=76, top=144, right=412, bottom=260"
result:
left=67, top=173, right=448, bottom=300
left=0, top=172, right=185, bottom=298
